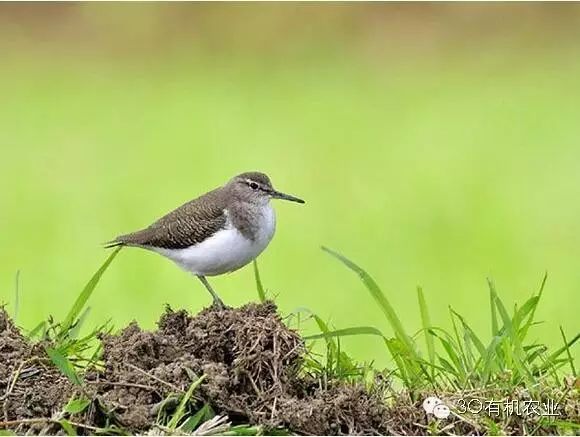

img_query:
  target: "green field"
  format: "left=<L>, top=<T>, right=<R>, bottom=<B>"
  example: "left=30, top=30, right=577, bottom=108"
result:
left=1, top=45, right=579, bottom=369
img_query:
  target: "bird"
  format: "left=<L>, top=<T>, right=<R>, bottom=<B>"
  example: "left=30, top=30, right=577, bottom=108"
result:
left=106, top=172, right=305, bottom=308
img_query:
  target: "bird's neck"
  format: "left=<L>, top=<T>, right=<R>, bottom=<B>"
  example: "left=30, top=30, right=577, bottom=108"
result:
left=228, top=201, right=273, bottom=241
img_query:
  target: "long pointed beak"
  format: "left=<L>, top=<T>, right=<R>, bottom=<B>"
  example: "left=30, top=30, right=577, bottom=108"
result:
left=271, top=190, right=305, bottom=204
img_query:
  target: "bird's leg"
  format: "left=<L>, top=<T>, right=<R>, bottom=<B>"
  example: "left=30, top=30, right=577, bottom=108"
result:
left=196, top=275, right=225, bottom=308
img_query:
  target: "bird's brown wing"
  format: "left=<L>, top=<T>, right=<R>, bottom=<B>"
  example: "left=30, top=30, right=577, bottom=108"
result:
left=108, top=188, right=228, bottom=249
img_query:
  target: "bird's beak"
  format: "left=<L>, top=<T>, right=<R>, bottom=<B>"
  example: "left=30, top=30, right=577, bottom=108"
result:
left=271, top=190, right=305, bottom=204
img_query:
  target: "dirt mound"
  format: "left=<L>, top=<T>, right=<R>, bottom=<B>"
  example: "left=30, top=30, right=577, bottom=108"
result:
left=94, top=301, right=388, bottom=434
left=1, top=303, right=390, bottom=435
left=0, top=309, right=77, bottom=434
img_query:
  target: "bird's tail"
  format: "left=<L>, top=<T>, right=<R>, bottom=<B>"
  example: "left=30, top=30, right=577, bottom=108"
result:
left=103, top=230, right=145, bottom=249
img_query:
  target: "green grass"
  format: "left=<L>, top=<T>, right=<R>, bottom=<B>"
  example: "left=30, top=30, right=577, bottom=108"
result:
left=1, top=46, right=580, bottom=370
left=9, top=246, right=575, bottom=435
left=312, top=248, right=578, bottom=392
left=294, top=249, right=578, bottom=434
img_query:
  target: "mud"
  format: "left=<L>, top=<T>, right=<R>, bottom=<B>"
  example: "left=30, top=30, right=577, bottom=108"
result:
left=0, top=303, right=390, bottom=435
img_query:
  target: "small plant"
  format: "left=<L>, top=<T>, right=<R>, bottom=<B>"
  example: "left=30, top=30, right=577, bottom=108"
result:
left=314, top=246, right=578, bottom=391
left=305, top=246, right=579, bottom=434
left=38, top=248, right=122, bottom=386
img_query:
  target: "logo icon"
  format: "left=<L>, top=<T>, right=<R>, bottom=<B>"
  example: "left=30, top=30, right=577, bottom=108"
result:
left=422, top=396, right=451, bottom=419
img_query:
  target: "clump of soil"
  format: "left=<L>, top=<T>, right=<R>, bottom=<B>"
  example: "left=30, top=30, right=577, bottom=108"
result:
left=0, top=309, right=77, bottom=434
left=1, top=303, right=390, bottom=435
left=94, top=301, right=388, bottom=434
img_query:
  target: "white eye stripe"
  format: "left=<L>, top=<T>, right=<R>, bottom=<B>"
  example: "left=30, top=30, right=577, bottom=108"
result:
left=246, top=180, right=267, bottom=191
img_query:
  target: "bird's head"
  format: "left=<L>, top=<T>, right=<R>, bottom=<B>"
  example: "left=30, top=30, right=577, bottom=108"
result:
left=228, top=172, right=305, bottom=205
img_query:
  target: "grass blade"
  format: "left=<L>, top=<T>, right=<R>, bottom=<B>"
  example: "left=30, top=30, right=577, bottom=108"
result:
left=488, top=279, right=514, bottom=367
left=304, top=326, right=385, bottom=341
left=58, top=419, right=76, bottom=436
left=67, top=307, right=91, bottom=340
left=482, top=335, right=504, bottom=382
left=46, top=347, right=82, bottom=385
left=168, top=375, right=206, bottom=430
left=515, top=296, right=539, bottom=334
left=543, top=332, right=580, bottom=366
left=429, top=329, right=465, bottom=379
left=180, top=404, right=212, bottom=433
left=311, top=315, right=338, bottom=370
left=64, top=397, right=91, bottom=414
left=321, top=246, right=418, bottom=359
left=519, top=272, right=547, bottom=339
left=59, top=247, right=121, bottom=338
left=417, top=286, right=435, bottom=368
left=384, top=337, right=411, bottom=387
left=489, top=280, right=499, bottom=337
left=450, top=309, right=486, bottom=357
left=449, top=307, right=469, bottom=375
left=558, top=327, right=577, bottom=377
left=252, top=259, right=266, bottom=303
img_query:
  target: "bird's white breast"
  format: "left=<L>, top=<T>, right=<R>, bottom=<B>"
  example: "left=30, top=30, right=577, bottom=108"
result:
left=153, top=204, right=276, bottom=276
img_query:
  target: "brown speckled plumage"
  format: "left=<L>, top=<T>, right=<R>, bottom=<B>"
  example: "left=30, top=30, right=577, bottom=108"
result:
left=107, top=172, right=277, bottom=250
left=110, top=188, right=228, bottom=249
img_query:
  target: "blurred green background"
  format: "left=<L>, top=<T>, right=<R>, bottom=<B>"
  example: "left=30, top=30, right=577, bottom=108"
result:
left=1, top=3, right=579, bottom=368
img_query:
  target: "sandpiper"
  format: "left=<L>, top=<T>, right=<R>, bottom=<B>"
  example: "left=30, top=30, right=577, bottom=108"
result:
left=106, top=172, right=304, bottom=307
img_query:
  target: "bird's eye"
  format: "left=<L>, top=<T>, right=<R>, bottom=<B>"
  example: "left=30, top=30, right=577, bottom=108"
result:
left=249, top=182, right=259, bottom=190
